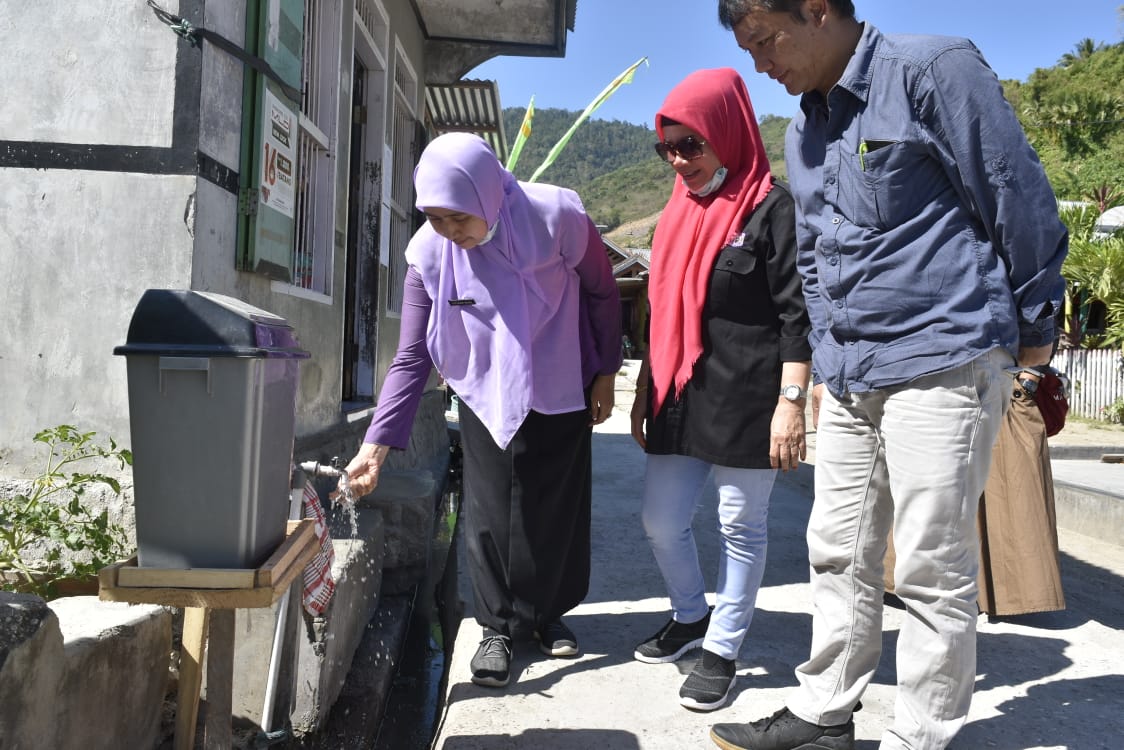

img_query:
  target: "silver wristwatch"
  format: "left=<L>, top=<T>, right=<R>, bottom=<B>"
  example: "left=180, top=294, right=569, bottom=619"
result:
left=780, top=384, right=808, bottom=402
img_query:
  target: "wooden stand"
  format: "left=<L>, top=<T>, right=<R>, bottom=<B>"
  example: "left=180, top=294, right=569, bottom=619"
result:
left=99, top=520, right=319, bottom=750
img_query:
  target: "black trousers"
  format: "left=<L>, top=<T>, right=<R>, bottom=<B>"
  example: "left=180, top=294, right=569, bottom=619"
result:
left=458, top=398, right=592, bottom=638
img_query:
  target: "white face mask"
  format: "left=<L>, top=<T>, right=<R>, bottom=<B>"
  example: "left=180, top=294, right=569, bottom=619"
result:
left=481, top=219, right=499, bottom=244
left=688, top=166, right=729, bottom=197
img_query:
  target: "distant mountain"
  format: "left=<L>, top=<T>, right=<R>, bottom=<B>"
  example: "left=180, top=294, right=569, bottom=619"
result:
left=501, top=107, right=789, bottom=239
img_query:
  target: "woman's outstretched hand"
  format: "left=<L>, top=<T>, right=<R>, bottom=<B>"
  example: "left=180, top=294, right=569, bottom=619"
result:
left=331, top=442, right=390, bottom=501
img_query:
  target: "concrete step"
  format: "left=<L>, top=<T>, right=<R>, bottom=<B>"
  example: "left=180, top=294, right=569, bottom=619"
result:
left=1053, top=458, right=1124, bottom=546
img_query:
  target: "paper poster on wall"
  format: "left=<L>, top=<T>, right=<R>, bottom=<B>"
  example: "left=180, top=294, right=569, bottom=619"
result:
left=261, top=88, right=296, bottom=219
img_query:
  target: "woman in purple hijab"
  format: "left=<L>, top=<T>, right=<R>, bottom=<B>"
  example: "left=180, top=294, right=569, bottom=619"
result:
left=340, top=133, right=622, bottom=688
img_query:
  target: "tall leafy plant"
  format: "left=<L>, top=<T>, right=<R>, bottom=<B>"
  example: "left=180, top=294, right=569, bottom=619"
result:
left=0, top=425, right=133, bottom=599
left=1058, top=205, right=1124, bottom=348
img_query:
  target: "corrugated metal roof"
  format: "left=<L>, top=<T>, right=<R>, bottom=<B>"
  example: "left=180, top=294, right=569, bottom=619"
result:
left=425, top=79, right=508, bottom=162
left=612, top=255, right=650, bottom=276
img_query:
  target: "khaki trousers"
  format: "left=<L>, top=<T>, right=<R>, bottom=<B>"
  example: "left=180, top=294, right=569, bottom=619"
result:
left=787, top=349, right=1011, bottom=749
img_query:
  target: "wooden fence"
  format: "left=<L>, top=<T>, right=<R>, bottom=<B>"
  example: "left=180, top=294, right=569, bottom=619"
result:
left=1052, top=348, right=1124, bottom=420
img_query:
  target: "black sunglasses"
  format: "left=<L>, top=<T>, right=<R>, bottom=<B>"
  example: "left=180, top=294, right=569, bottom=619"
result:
left=654, top=136, right=708, bottom=162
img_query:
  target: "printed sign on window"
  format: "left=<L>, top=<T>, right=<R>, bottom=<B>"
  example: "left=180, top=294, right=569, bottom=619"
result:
left=261, top=88, right=296, bottom=219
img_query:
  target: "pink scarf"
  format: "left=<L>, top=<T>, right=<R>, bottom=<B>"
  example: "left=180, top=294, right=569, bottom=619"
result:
left=648, top=68, right=774, bottom=413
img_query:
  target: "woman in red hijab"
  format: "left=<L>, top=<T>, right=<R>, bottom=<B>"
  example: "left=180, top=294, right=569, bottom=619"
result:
left=630, top=68, right=811, bottom=711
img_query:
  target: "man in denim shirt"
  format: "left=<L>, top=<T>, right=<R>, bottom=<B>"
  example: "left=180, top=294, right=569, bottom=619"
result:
left=710, top=1, right=1067, bottom=749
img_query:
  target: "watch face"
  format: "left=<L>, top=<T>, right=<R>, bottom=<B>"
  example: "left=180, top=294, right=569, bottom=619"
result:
left=783, top=385, right=803, bottom=400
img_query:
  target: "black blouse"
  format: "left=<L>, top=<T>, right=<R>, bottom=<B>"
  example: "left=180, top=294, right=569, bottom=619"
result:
left=645, top=181, right=812, bottom=469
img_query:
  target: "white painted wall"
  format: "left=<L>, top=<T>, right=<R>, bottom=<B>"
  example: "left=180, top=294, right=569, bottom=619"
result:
left=0, top=1, right=179, bottom=147
left=0, top=170, right=196, bottom=469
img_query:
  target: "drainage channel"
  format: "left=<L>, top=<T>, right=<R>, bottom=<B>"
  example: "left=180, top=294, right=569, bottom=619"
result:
left=370, top=443, right=463, bottom=750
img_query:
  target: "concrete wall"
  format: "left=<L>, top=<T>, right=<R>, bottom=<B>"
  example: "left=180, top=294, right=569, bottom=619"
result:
left=0, top=593, right=171, bottom=750
left=0, top=0, right=195, bottom=471
left=0, top=168, right=198, bottom=471
left=0, top=3, right=178, bottom=147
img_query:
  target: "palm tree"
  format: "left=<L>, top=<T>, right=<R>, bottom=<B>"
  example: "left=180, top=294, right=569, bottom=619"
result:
left=1058, top=38, right=1102, bottom=67
left=1059, top=205, right=1124, bottom=348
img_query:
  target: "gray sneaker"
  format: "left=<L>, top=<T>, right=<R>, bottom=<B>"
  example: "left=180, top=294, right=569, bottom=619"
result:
left=679, top=649, right=736, bottom=711
left=710, top=706, right=855, bottom=750
left=634, top=609, right=711, bottom=663
left=470, top=630, right=512, bottom=687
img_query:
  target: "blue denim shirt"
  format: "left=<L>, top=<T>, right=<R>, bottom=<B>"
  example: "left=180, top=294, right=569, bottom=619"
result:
left=785, top=24, right=1067, bottom=396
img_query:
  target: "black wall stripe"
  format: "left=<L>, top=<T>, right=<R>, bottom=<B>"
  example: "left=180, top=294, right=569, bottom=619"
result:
left=0, top=141, right=191, bottom=173
left=198, top=150, right=241, bottom=194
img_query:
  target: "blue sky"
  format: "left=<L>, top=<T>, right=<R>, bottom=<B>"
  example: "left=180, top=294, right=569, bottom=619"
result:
left=469, top=1, right=1123, bottom=128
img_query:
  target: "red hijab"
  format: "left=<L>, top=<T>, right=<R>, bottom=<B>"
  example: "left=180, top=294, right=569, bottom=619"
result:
left=648, top=68, right=773, bottom=413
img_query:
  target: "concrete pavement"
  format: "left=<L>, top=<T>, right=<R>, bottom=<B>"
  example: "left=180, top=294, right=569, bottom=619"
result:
left=431, top=363, right=1124, bottom=750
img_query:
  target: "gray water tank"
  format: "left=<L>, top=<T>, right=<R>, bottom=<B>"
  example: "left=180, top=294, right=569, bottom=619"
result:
left=114, top=290, right=310, bottom=569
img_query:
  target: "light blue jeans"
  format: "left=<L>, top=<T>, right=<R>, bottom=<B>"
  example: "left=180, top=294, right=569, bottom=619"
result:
left=787, top=348, right=1011, bottom=749
left=640, top=453, right=776, bottom=660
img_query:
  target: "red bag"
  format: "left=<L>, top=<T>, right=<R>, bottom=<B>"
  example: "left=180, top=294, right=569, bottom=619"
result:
left=1034, top=368, right=1069, bottom=437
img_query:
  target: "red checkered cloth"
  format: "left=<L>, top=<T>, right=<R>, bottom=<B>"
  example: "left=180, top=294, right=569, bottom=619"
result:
left=301, top=482, right=335, bottom=616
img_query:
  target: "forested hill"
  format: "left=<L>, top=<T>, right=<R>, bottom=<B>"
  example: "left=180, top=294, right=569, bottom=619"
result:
left=501, top=107, right=789, bottom=234
left=502, top=107, right=655, bottom=186
left=500, top=39, right=1123, bottom=243
left=1004, top=39, right=1124, bottom=201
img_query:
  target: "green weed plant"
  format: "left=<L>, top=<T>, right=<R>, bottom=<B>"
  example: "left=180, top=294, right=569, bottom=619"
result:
left=0, top=425, right=133, bottom=599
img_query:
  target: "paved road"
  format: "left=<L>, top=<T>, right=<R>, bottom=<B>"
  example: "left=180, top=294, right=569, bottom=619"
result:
left=432, top=369, right=1124, bottom=750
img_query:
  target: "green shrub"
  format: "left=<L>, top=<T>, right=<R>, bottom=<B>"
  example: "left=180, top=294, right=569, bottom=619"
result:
left=1103, top=397, right=1124, bottom=424
left=0, top=425, right=133, bottom=599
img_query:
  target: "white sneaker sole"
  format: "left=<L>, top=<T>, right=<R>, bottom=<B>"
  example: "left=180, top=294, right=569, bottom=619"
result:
left=679, top=679, right=734, bottom=712
left=539, top=641, right=579, bottom=657
left=535, top=625, right=580, bottom=657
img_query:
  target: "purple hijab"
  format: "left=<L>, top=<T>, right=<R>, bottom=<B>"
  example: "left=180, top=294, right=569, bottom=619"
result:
left=405, top=133, right=590, bottom=448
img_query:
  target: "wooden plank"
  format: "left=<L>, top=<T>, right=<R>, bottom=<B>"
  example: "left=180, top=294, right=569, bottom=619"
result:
left=117, top=566, right=257, bottom=590
left=97, top=558, right=131, bottom=589
left=256, top=520, right=316, bottom=588
left=266, top=527, right=320, bottom=597
left=176, top=607, right=210, bottom=750
left=97, top=519, right=320, bottom=609
left=99, top=582, right=276, bottom=609
left=203, top=610, right=235, bottom=750
left=1101, top=454, right=1124, bottom=464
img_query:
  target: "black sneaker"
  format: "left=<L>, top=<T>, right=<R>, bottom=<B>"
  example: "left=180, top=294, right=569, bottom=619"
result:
left=633, top=609, right=711, bottom=664
left=679, top=649, right=736, bottom=711
left=710, top=706, right=855, bottom=750
left=535, top=618, right=579, bottom=657
left=470, top=630, right=512, bottom=687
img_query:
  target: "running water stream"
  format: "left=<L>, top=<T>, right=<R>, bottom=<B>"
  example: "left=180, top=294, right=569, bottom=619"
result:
left=335, top=471, right=360, bottom=539
left=291, top=446, right=462, bottom=750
